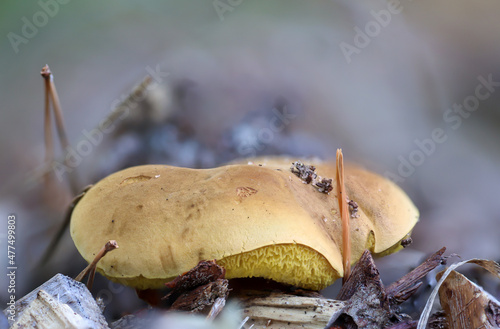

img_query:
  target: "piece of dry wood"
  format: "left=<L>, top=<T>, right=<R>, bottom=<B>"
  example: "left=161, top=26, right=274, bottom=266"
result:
left=10, top=289, right=95, bottom=329
left=3, top=273, right=108, bottom=328
left=331, top=250, right=393, bottom=328
left=171, top=279, right=229, bottom=314
left=163, top=260, right=226, bottom=305
left=162, top=260, right=229, bottom=316
left=386, top=247, right=446, bottom=304
left=328, top=248, right=445, bottom=329
left=336, top=249, right=384, bottom=302
left=438, top=270, right=500, bottom=329
left=237, top=292, right=345, bottom=329
left=206, top=297, right=226, bottom=321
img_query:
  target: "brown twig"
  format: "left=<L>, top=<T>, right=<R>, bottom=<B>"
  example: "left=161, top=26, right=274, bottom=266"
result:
left=336, top=149, right=351, bottom=282
left=75, top=240, right=118, bottom=290
left=386, top=247, right=446, bottom=303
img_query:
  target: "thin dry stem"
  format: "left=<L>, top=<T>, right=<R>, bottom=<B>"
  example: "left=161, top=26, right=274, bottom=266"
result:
left=87, top=266, right=97, bottom=292
left=41, top=65, right=70, bottom=151
left=38, top=72, right=154, bottom=268
left=29, top=74, right=153, bottom=187
left=336, top=149, right=351, bottom=283
left=105, top=75, right=152, bottom=123
left=40, top=64, right=79, bottom=195
left=41, top=65, right=54, bottom=179
left=48, top=75, right=70, bottom=151
left=75, top=240, right=118, bottom=290
left=39, top=185, right=93, bottom=268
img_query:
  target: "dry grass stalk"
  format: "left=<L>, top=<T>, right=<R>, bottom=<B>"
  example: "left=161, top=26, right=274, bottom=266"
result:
left=39, top=185, right=93, bottom=267
left=41, top=66, right=54, bottom=183
left=40, top=65, right=79, bottom=195
left=336, top=149, right=351, bottom=282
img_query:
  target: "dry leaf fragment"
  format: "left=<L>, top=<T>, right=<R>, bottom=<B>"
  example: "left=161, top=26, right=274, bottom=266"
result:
left=417, top=258, right=500, bottom=329
left=437, top=270, right=500, bottom=329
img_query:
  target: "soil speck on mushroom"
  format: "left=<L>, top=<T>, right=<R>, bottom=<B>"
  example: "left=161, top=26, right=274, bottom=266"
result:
left=348, top=199, right=359, bottom=218
left=290, top=161, right=317, bottom=183
left=315, top=178, right=333, bottom=193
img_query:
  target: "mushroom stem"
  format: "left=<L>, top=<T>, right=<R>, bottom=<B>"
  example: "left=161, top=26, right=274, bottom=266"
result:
left=336, top=149, right=351, bottom=282
left=75, top=240, right=119, bottom=290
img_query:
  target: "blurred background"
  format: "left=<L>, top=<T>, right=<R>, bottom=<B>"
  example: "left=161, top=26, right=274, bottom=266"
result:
left=1, top=0, right=500, bottom=322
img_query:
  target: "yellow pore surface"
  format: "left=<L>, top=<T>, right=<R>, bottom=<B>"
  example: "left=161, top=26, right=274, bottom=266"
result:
left=218, top=244, right=338, bottom=290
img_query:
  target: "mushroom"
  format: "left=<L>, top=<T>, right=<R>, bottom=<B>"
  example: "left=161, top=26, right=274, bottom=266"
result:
left=70, top=157, right=418, bottom=291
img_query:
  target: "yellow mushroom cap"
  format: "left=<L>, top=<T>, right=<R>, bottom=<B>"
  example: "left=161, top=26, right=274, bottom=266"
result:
left=70, top=157, right=418, bottom=290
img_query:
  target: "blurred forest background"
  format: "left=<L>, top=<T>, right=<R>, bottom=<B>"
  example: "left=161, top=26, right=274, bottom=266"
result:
left=1, top=0, right=500, bottom=321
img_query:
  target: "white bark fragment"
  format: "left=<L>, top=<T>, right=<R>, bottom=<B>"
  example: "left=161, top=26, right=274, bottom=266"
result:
left=3, top=273, right=109, bottom=329
left=11, top=290, right=94, bottom=329
left=239, top=293, right=346, bottom=329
